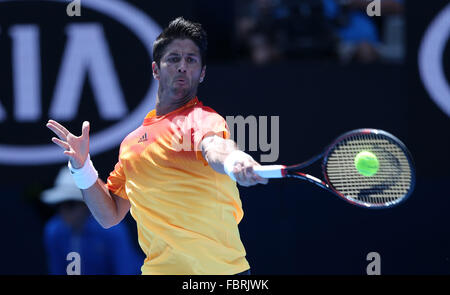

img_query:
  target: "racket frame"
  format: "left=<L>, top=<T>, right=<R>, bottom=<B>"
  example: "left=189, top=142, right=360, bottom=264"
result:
left=283, top=129, right=416, bottom=209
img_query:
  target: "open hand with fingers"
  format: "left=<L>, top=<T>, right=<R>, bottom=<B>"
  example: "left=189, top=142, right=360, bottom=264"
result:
left=46, top=120, right=90, bottom=169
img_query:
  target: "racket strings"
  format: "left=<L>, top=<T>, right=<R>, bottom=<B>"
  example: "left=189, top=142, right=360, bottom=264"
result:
left=325, top=133, right=412, bottom=206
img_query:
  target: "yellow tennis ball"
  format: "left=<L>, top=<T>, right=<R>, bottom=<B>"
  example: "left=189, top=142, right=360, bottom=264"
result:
left=354, top=151, right=379, bottom=177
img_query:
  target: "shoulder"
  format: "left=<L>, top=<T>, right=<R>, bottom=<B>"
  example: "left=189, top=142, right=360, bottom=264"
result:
left=190, top=105, right=226, bottom=122
left=119, top=125, right=145, bottom=150
left=196, top=104, right=221, bottom=115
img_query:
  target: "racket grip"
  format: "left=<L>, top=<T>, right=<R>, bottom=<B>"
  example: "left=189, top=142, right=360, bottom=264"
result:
left=253, top=165, right=286, bottom=178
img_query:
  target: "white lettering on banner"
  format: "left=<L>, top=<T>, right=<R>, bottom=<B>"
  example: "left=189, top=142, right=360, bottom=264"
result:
left=50, top=24, right=128, bottom=121
left=0, top=0, right=162, bottom=165
left=418, top=3, right=450, bottom=118
left=10, top=25, right=41, bottom=122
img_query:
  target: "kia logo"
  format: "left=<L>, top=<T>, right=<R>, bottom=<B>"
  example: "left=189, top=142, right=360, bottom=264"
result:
left=0, top=0, right=161, bottom=165
left=418, top=3, right=450, bottom=118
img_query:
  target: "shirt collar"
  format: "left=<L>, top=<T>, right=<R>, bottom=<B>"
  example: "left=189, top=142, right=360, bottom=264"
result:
left=143, top=97, right=200, bottom=125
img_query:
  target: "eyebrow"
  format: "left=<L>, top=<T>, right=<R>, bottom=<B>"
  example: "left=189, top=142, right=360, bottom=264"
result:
left=166, top=52, right=199, bottom=57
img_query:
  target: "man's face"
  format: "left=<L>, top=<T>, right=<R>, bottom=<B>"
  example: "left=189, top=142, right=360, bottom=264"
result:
left=153, top=38, right=206, bottom=99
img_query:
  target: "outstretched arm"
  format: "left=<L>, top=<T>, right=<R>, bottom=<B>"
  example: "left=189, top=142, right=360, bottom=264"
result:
left=200, top=135, right=268, bottom=187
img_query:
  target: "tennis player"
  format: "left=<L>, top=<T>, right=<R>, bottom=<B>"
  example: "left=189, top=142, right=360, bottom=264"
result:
left=46, top=17, right=267, bottom=275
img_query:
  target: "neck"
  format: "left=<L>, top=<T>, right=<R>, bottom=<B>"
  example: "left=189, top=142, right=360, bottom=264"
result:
left=155, top=90, right=196, bottom=116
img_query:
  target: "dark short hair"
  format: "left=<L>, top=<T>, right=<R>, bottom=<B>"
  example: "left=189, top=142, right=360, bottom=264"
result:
left=153, top=17, right=208, bottom=66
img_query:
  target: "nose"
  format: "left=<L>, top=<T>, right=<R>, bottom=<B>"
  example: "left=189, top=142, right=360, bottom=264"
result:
left=177, top=59, right=187, bottom=73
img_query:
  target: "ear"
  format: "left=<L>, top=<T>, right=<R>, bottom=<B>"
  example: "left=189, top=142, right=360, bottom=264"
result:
left=152, top=61, right=160, bottom=80
left=199, top=65, right=206, bottom=83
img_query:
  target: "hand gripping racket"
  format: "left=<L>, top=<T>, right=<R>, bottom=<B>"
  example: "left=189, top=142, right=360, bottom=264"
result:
left=254, top=129, right=415, bottom=209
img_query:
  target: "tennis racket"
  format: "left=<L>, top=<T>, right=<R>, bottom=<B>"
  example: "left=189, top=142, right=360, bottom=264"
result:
left=254, top=129, right=415, bottom=209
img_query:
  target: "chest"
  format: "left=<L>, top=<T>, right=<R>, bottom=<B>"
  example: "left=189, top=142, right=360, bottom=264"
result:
left=119, top=119, right=200, bottom=175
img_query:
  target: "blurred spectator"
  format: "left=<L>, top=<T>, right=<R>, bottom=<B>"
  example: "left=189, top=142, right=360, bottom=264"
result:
left=235, top=0, right=284, bottom=64
left=235, top=0, right=404, bottom=64
left=235, top=0, right=336, bottom=64
left=41, top=167, right=144, bottom=275
left=323, top=0, right=405, bottom=64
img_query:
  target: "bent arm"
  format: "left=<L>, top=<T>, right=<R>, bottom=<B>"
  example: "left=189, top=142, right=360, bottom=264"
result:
left=46, top=119, right=130, bottom=228
left=82, top=178, right=130, bottom=229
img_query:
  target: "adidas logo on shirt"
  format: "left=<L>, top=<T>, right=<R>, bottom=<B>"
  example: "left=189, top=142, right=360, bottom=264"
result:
left=138, top=133, right=148, bottom=143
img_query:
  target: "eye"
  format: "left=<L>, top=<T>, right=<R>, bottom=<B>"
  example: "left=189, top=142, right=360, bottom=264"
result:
left=168, top=56, right=180, bottom=63
left=187, top=57, right=197, bottom=63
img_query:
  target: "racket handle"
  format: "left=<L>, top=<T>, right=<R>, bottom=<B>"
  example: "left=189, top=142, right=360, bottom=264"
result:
left=253, top=165, right=286, bottom=178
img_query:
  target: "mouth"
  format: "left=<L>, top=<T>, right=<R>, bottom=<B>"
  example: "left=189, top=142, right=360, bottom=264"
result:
left=174, top=77, right=187, bottom=83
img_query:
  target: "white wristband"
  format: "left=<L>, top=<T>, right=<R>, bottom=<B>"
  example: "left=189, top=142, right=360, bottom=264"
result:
left=68, top=154, right=98, bottom=189
left=224, top=150, right=253, bottom=181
